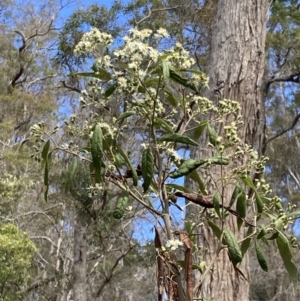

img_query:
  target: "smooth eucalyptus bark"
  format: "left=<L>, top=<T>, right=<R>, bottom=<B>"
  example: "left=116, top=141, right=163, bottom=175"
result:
left=187, top=1, right=272, bottom=301
left=73, top=219, right=88, bottom=301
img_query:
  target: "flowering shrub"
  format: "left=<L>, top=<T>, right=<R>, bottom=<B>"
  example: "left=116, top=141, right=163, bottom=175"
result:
left=30, top=27, right=300, bottom=300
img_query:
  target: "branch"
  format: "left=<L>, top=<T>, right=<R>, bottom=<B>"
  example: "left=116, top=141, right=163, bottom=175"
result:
left=266, top=72, right=300, bottom=91
left=60, top=80, right=82, bottom=93
left=265, top=113, right=300, bottom=145
left=95, top=245, right=135, bottom=298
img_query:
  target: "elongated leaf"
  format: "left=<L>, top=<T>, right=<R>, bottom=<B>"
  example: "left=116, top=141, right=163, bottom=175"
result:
left=170, top=159, right=204, bottom=179
left=157, top=133, right=198, bottom=146
left=91, top=124, right=103, bottom=183
left=207, top=124, right=218, bottom=147
left=236, top=188, right=246, bottom=218
left=116, top=111, right=136, bottom=122
left=241, top=227, right=253, bottom=256
left=166, top=183, right=193, bottom=193
left=255, top=192, right=264, bottom=213
left=223, top=229, right=242, bottom=265
left=69, top=158, right=78, bottom=180
left=169, top=69, right=198, bottom=93
left=163, top=88, right=177, bottom=106
left=73, top=68, right=111, bottom=81
left=208, top=221, right=222, bottom=239
left=187, top=169, right=206, bottom=194
left=42, top=141, right=51, bottom=201
left=255, top=241, right=268, bottom=272
left=141, top=148, right=154, bottom=192
left=240, top=176, right=256, bottom=190
left=154, top=118, right=174, bottom=134
left=162, top=60, right=170, bottom=79
left=267, top=232, right=279, bottom=240
left=213, top=193, right=221, bottom=218
left=229, top=185, right=242, bottom=209
left=42, top=140, right=50, bottom=162
left=277, top=234, right=298, bottom=289
left=117, top=147, right=138, bottom=186
left=104, top=83, right=117, bottom=97
left=192, top=120, right=208, bottom=140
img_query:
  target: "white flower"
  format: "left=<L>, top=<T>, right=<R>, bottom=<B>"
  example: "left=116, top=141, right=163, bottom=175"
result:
left=166, top=239, right=183, bottom=251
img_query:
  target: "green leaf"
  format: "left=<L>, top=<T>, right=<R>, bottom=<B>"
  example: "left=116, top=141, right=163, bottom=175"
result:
left=241, top=227, right=253, bottom=256
left=240, top=176, right=256, bottom=190
left=255, top=241, right=268, bottom=272
left=157, top=133, right=198, bottom=146
left=69, top=158, right=78, bottom=180
left=116, top=111, right=136, bottom=122
left=104, top=83, right=117, bottom=97
left=162, top=60, right=170, bottom=79
left=255, top=192, right=264, bottom=213
left=187, top=169, right=206, bottom=194
left=207, top=124, right=218, bottom=147
left=166, top=184, right=193, bottom=193
left=257, top=225, right=267, bottom=239
left=236, top=188, right=247, bottom=218
left=170, top=159, right=204, bottom=179
left=169, top=69, right=198, bottom=93
left=192, top=120, right=208, bottom=140
left=91, top=124, right=103, bottom=183
left=208, top=221, right=222, bottom=239
left=154, top=118, right=174, bottom=134
left=267, top=232, right=279, bottom=240
left=42, top=141, right=51, bottom=202
left=113, top=191, right=129, bottom=219
left=141, top=148, right=154, bottom=192
left=274, top=218, right=284, bottom=231
left=42, top=140, right=50, bottom=162
left=117, top=147, right=138, bottom=186
left=229, top=185, right=242, bottom=209
left=163, top=88, right=178, bottom=106
left=276, top=234, right=298, bottom=289
left=223, top=229, right=242, bottom=265
left=213, top=193, right=221, bottom=218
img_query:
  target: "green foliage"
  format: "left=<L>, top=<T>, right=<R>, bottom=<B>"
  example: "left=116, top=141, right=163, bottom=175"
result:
left=0, top=224, right=37, bottom=300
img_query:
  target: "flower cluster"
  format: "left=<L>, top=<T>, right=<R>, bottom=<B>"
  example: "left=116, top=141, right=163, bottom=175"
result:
left=74, top=27, right=113, bottom=55
left=165, top=239, right=183, bottom=251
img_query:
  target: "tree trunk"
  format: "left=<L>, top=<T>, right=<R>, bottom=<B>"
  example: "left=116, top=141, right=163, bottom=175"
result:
left=73, top=219, right=88, bottom=301
left=187, top=1, right=272, bottom=301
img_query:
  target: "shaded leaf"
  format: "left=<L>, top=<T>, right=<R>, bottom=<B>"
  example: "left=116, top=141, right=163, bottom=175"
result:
left=104, top=83, right=117, bottom=97
left=223, top=229, right=242, bottom=265
left=213, top=193, right=221, bottom=218
left=207, top=124, right=218, bottom=147
left=116, top=111, right=136, bottom=122
left=255, top=192, right=264, bottom=213
left=163, top=88, right=178, bottom=106
left=154, top=118, right=174, bottom=134
left=169, top=69, right=198, bottom=93
left=141, top=148, right=154, bottom=192
left=208, top=221, right=222, bottom=239
left=170, top=159, right=204, bottom=179
left=117, top=147, right=138, bottom=186
left=166, top=184, right=193, bottom=193
left=192, top=120, right=208, bottom=140
left=241, top=227, right=253, bottom=256
left=255, top=241, right=268, bottom=272
left=257, top=225, right=267, bottom=239
left=91, top=124, right=103, bottom=183
left=277, top=234, right=298, bottom=289
left=157, top=133, right=198, bottom=146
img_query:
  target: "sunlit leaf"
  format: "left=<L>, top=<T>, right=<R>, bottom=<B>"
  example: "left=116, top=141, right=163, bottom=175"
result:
left=116, top=111, right=136, bottom=122
left=113, top=191, right=129, bottom=219
left=192, top=120, right=208, bottom=140
left=154, top=118, right=174, bottom=133
left=213, top=193, right=221, bottom=218
left=207, top=123, right=218, bottom=147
